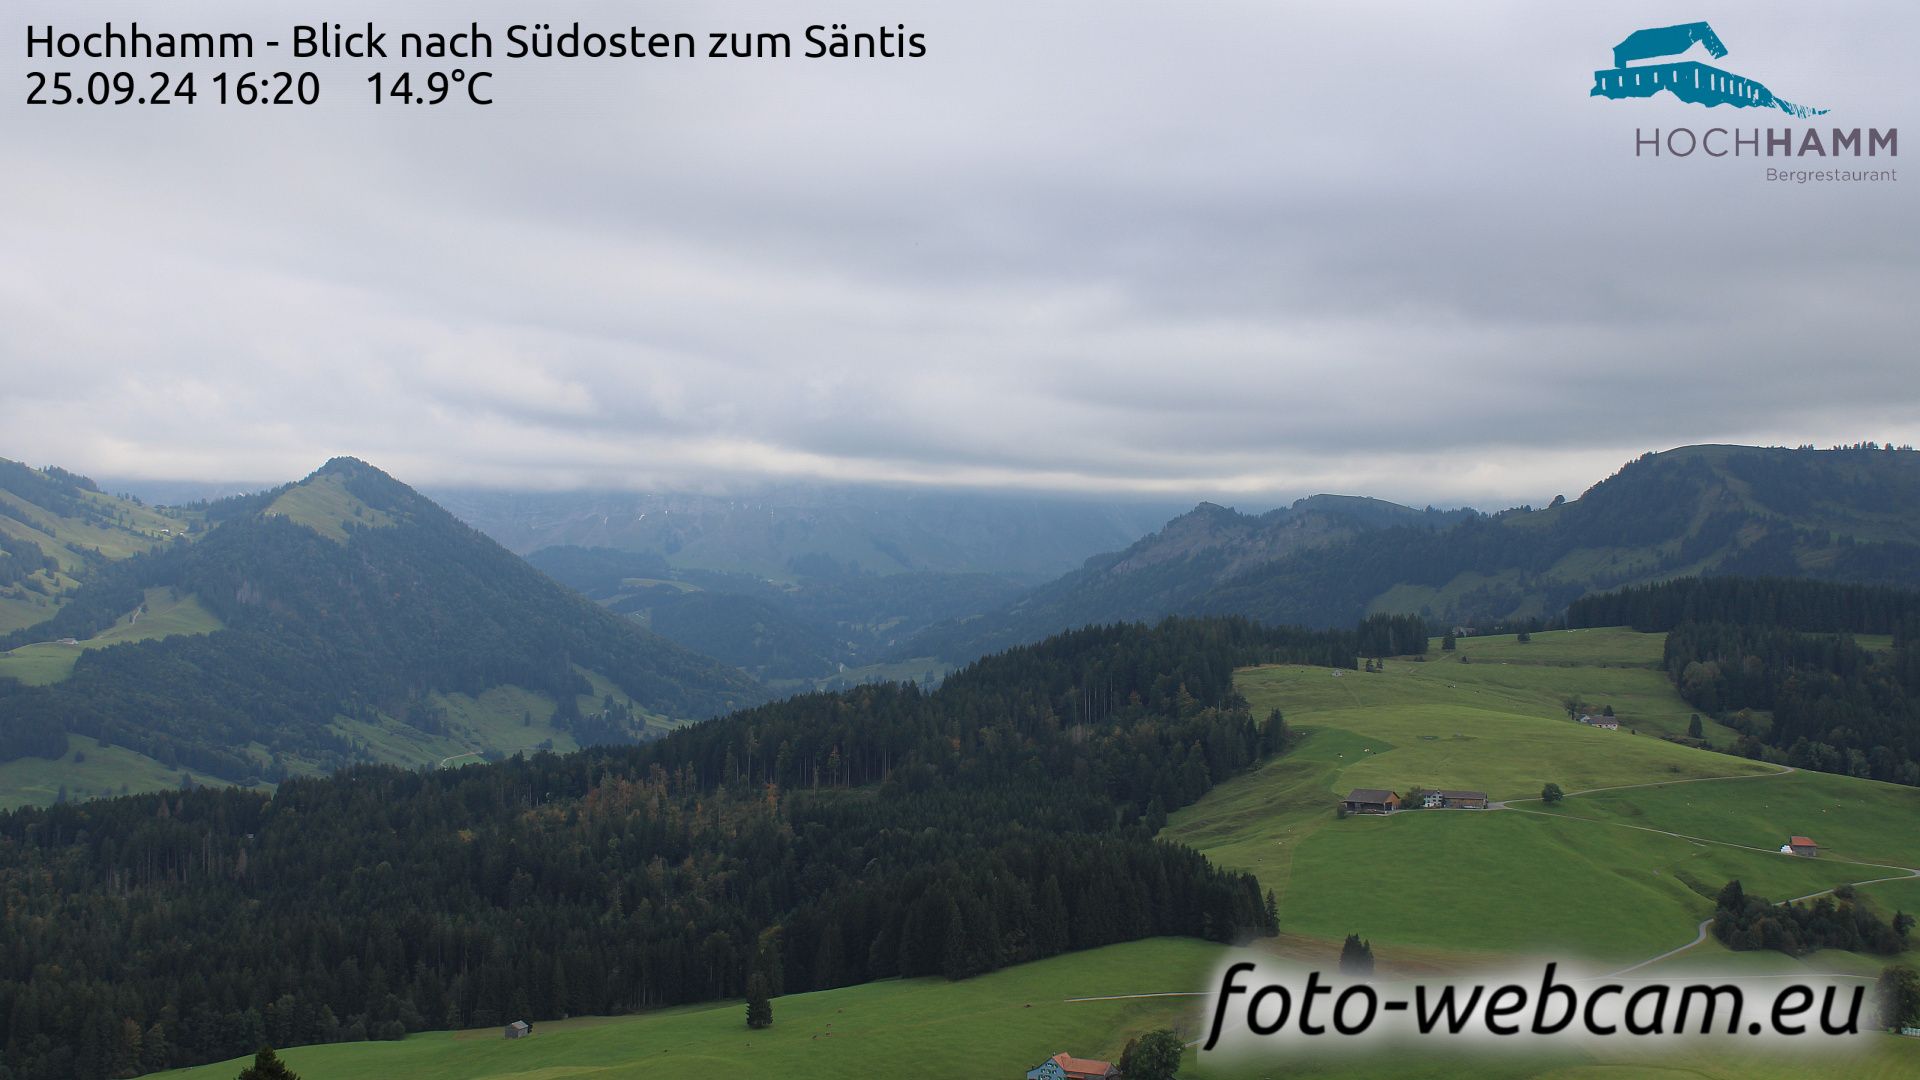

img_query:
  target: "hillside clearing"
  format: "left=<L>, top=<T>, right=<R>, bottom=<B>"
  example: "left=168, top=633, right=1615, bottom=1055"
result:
left=0, top=586, right=221, bottom=685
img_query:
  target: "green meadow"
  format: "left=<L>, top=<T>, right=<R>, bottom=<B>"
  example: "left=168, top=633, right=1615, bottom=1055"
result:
left=0, top=734, right=205, bottom=807
left=1539, top=767, right=1920, bottom=871
left=0, top=586, right=222, bottom=685
left=263, top=472, right=397, bottom=541
left=1167, top=627, right=1916, bottom=963
left=0, top=486, right=191, bottom=632
left=145, top=934, right=1920, bottom=1080
left=1281, top=809, right=1857, bottom=961
left=151, top=939, right=1219, bottom=1080
left=140, top=627, right=1920, bottom=1079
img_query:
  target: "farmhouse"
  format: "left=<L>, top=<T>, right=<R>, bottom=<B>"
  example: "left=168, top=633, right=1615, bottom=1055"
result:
left=1341, top=788, right=1401, bottom=814
left=1579, top=714, right=1620, bottom=730
left=1422, top=789, right=1489, bottom=809
left=504, top=1019, right=531, bottom=1039
left=1788, top=836, right=1820, bottom=858
left=1026, top=1051, right=1118, bottom=1079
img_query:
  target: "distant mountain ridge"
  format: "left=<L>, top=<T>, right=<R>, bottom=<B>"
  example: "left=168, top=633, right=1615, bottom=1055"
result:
left=0, top=458, right=764, bottom=802
left=434, top=485, right=1189, bottom=582
left=906, top=445, right=1920, bottom=661
left=524, top=544, right=1023, bottom=684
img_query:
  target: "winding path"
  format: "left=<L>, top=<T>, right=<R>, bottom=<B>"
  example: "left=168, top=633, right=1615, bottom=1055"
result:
left=1489, top=764, right=1799, bottom=810
left=1493, top=764, right=1920, bottom=976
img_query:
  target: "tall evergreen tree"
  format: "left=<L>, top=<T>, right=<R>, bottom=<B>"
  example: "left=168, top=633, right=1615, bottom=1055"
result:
left=236, top=1047, right=301, bottom=1080
left=745, top=973, right=773, bottom=1030
left=1338, top=934, right=1374, bottom=975
left=1877, top=965, right=1920, bottom=1031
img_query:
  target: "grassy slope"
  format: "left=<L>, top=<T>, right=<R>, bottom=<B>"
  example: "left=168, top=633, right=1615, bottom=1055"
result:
left=0, top=486, right=190, bottom=632
left=0, top=586, right=222, bottom=685
left=263, top=473, right=397, bottom=542
left=1161, top=630, right=1889, bottom=960
left=0, top=735, right=196, bottom=807
left=1539, top=767, right=1920, bottom=874
left=327, top=668, right=663, bottom=774
left=0, top=587, right=228, bottom=805
left=138, top=626, right=1920, bottom=1080
left=151, top=939, right=1220, bottom=1080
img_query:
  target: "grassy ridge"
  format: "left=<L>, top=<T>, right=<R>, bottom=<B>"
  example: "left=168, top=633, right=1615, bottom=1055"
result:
left=263, top=473, right=397, bottom=542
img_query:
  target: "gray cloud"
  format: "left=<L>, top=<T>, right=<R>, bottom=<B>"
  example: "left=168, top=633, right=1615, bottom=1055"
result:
left=3, top=0, right=1914, bottom=510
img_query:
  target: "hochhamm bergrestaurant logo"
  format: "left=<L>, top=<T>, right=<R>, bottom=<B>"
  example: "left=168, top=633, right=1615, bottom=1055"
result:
left=1588, top=19, right=1896, bottom=180
left=1590, top=21, right=1823, bottom=118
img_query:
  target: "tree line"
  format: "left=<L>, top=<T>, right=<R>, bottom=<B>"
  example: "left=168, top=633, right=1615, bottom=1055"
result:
left=1567, top=576, right=1920, bottom=787
left=0, top=616, right=1337, bottom=1080
left=1567, top=575, right=1920, bottom=638
left=1713, top=880, right=1912, bottom=956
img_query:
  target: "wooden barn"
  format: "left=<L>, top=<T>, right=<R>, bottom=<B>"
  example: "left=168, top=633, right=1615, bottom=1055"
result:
left=1341, top=788, right=1401, bottom=814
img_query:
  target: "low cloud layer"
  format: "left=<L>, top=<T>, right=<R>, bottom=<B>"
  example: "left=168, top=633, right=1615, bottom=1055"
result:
left=4, top=0, right=1914, bottom=509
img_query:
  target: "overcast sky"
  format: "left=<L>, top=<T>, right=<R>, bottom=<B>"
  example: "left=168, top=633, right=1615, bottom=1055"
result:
left=3, top=0, right=1914, bottom=509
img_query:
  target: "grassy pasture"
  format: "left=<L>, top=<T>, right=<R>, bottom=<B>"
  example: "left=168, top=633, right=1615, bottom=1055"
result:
left=1280, top=809, right=1858, bottom=961
left=0, top=487, right=190, bottom=631
left=0, top=586, right=221, bottom=685
left=0, top=735, right=198, bottom=808
left=137, top=624, right=1920, bottom=1080
left=264, top=472, right=396, bottom=542
left=1167, top=628, right=1898, bottom=965
left=1538, top=768, right=1920, bottom=875
left=141, top=931, right=1920, bottom=1080
left=151, top=938, right=1220, bottom=1080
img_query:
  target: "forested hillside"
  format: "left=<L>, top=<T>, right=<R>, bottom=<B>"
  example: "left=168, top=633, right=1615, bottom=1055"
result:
left=906, top=495, right=1470, bottom=660
left=0, top=459, right=191, bottom=634
left=1570, top=575, right=1920, bottom=787
left=0, top=460, right=763, bottom=790
left=0, top=616, right=1396, bottom=1079
left=527, top=545, right=1023, bottom=683
left=910, top=445, right=1920, bottom=661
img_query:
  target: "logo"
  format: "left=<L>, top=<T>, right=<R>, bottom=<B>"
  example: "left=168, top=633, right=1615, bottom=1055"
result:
left=1590, top=21, right=1825, bottom=118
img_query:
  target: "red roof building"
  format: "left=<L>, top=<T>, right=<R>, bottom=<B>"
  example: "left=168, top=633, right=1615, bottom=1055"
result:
left=1026, top=1051, right=1119, bottom=1080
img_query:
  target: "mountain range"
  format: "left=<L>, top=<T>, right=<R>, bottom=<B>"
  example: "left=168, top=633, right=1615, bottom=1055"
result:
left=431, top=485, right=1188, bottom=582
left=10, top=442, right=1920, bottom=807
left=524, top=545, right=1020, bottom=685
left=0, top=458, right=761, bottom=804
left=905, top=444, right=1920, bottom=660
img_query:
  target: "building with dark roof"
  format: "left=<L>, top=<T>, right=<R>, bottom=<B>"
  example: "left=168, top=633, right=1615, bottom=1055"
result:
left=1341, top=788, right=1400, bottom=814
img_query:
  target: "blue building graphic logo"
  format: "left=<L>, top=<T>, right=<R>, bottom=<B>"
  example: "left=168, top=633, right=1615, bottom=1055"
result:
left=1590, top=21, right=1826, bottom=117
